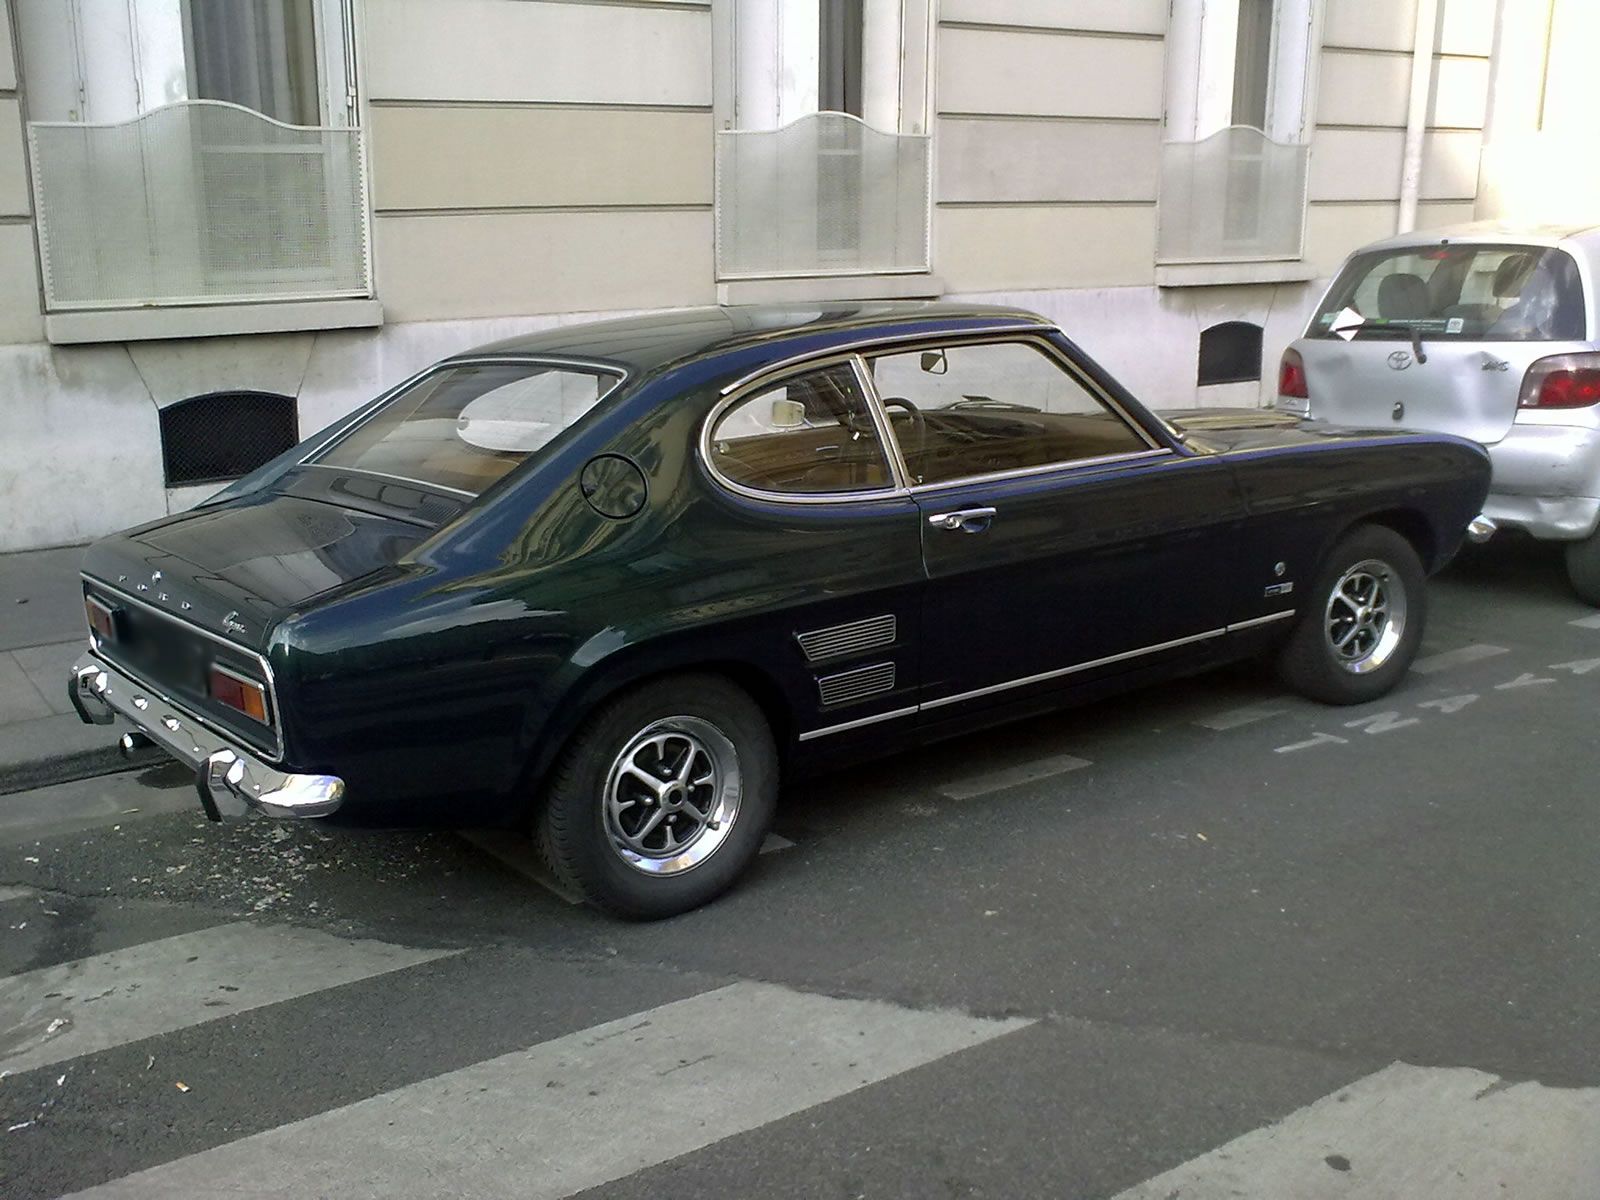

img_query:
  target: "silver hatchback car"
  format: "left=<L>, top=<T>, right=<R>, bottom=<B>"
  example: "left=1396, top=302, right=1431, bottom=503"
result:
left=1277, top=221, right=1600, bottom=604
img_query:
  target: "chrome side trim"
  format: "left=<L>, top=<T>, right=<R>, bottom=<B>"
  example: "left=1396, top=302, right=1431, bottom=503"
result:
left=908, top=449, right=1172, bottom=495
left=80, top=577, right=284, bottom=762
left=919, top=627, right=1231, bottom=712
left=1227, top=610, right=1298, bottom=632
left=795, top=611, right=1300, bottom=740
left=796, top=613, right=897, bottom=664
left=717, top=322, right=1053, bottom=396
left=817, top=661, right=897, bottom=707
left=797, top=705, right=919, bottom=742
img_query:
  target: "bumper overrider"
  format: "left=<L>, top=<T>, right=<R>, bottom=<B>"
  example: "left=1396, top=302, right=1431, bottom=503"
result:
left=69, top=652, right=344, bottom=821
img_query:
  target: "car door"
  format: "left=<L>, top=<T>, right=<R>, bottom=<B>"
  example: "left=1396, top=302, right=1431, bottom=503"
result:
left=1292, top=242, right=1591, bottom=444
left=859, top=335, right=1249, bottom=718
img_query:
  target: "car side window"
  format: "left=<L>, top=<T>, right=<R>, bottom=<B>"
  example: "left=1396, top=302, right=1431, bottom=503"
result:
left=708, top=363, right=894, bottom=495
left=866, top=341, right=1153, bottom=487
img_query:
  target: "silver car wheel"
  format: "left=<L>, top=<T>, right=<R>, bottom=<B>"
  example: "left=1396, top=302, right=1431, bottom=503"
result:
left=1324, top=558, right=1407, bottom=675
left=603, top=716, right=741, bottom=876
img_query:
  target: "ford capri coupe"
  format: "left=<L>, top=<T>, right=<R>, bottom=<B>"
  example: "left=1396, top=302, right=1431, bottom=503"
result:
left=70, top=305, right=1491, bottom=917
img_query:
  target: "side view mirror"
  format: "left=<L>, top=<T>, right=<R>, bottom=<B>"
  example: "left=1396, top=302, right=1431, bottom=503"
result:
left=920, top=350, right=948, bottom=375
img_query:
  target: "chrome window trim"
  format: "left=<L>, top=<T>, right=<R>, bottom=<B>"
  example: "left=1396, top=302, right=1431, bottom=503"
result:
left=700, top=352, right=910, bottom=506
left=303, top=354, right=630, bottom=491
left=717, top=322, right=1054, bottom=397
left=906, top=448, right=1174, bottom=495
left=298, top=463, right=478, bottom=500
left=81, top=577, right=286, bottom=762
left=796, top=610, right=1298, bottom=738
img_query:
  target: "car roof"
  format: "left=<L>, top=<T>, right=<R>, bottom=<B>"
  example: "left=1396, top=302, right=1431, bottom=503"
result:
left=444, top=302, right=1052, bottom=379
left=1351, top=219, right=1600, bottom=257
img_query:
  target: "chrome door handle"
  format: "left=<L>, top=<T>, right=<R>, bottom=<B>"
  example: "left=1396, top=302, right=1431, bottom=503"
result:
left=927, top=506, right=997, bottom=532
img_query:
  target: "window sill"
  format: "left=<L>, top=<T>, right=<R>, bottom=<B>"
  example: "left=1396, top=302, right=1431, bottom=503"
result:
left=44, top=298, right=383, bottom=345
left=1156, top=261, right=1318, bottom=289
left=717, top=274, right=944, bottom=306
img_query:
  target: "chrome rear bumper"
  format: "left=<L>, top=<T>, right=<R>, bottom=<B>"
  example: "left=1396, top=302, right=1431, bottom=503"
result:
left=69, top=653, right=344, bottom=821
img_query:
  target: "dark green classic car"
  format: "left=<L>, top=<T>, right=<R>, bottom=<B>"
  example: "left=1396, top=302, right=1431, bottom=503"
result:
left=70, top=304, right=1491, bottom=917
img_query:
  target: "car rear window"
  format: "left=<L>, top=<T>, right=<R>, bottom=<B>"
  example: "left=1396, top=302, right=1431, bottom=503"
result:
left=1311, top=243, right=1587, bottom=343
left=313, top=362, right=622, bottom=496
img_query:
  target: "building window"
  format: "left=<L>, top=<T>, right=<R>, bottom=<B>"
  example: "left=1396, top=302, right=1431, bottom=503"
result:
left=1158, top=0, right=1319, bottom=266
left=160, top=392, right=299, bottom=487
left=18, top=0, right=369, bottom=313
left=1198, top=322, right=1265, bottom=386
left=713, top=0, right=933, bottom=280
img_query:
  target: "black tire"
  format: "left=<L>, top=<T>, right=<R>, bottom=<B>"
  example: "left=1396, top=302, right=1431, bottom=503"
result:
left=536, top=673, right=777, bottom=919
left=1565, top=532, right=1600, bottom=607
left=1275, top=524, right=1427, bottom=705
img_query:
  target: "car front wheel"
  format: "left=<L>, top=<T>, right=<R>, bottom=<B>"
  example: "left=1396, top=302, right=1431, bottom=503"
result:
left=537, top=674, right=777, bottom=919
left=1275, top=525, right=1426, bottom=705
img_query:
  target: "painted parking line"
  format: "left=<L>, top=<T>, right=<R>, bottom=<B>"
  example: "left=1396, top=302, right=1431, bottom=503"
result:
left=1112, top=1062, right=1600, bottom=1199
left=0, top=884, right=35, bottom=903
left=760, top=832, right=796, bottom=854
left=939, top=752, right=1091, bottom=801
left=0, top=922, right=456, bottom=1076
left=1410, top=644, right=1509, bottom=675
left=1194, top=702, right=1289, bottom=732
left=67, top=982, right=1031, bottom=1200
left=1570, top=614, right=1600, bottom=629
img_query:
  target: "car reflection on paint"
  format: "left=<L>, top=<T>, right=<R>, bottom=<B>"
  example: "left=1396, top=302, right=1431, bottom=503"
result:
left=70, top=304, right=1490, bottom=918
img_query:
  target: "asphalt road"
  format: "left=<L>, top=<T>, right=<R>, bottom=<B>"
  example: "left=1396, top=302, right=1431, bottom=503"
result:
left=2, top=537, right=1598, bottom=1199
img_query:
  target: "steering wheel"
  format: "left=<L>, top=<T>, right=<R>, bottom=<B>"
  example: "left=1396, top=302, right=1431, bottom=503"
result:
left=880, top=397, right=924, bottom=465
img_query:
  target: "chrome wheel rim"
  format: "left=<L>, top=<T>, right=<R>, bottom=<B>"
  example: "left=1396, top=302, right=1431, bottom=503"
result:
left=1324, top=558, right=1407, bottom=674
left=603, top=716, right=741, bottom=876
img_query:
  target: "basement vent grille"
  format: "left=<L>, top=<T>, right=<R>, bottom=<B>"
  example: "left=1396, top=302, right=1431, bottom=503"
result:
left=160, top=391, right=298, bottom=487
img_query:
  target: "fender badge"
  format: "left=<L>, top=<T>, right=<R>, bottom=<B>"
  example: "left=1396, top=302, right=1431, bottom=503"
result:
left=1264, top=582, right=1295, bottom=598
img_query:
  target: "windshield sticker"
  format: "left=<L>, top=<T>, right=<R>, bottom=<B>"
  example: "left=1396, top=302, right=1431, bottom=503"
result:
left=1447, top=317, right=1465, bottom=334
left=1331, top=306, right=1364, bottom=341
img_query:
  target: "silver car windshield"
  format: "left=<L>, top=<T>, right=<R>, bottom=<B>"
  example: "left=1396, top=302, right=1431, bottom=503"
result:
left=1311, top=243, right=1586, bottom=343
left=314, top=362, right=622, bottom=496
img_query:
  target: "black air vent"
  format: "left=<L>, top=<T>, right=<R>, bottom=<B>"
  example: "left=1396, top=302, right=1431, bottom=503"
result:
left=160, top=391, right=298, bottom=486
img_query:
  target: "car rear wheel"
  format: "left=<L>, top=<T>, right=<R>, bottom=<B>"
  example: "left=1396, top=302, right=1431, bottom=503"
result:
left=536, top=674, right=777, bottom=919
left=1564, top=531, right=1600, bottom=606
left=1275, top=525, right=1426, bottom=705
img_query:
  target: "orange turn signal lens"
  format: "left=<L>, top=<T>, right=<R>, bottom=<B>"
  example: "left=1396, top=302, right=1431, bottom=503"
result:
left=208, top=664, right=270, bottom=725
left=85, top=596, right=118, bottom=643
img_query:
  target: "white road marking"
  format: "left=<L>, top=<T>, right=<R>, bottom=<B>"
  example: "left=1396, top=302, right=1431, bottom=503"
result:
left=0, top=885, right=35, bottom=903
left=1274, top=732, right=1347, bottom=754
left=66, top=982, right=1031, bottom=1200
left=459, top=830, right=583, bottom=905
left=0, top=923, right=455, bottom=1075
left=1410, top=644, right=1509, bottom=675
left=1344, top=711, right=1421, bottom=735
left=1569, top=614, right=1600, bottom=629
left=759, top=832, right=796, bottom=854
left=1550, top=657, right=1600, bottom=676
left=1496, top=672, right=1556, bottom=690
left=939, top=752, right=1091, bottom=800
left=1418, top=694, right=1479, bottom=715
left=1112, top=1062, right=1600, bottom=1199
left=1194, top=702, right=1288, bottom=732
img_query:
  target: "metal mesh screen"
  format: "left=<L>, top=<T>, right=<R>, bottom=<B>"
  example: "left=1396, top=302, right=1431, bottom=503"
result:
left=160, top=391, right=299, bottom=487
left=29, top=100, right=370, bottom=310
left=1157, top=127, right=1309, bottom=264
left=716, top=113, right=930, bottom=280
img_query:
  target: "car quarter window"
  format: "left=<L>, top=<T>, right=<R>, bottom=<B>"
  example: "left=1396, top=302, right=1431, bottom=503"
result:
left=865, top=340, right=1153, bottom=487
left=708, top=363, right=894, bottom=495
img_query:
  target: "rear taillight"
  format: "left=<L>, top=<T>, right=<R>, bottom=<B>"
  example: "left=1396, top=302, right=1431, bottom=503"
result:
left=1519, top=353, right=1600, bottom=410
left=208, top=664, right=271, bottom=725
left=85, top=596, right=118, bottom=644
left=1278, top=348, right=1309, bottom=400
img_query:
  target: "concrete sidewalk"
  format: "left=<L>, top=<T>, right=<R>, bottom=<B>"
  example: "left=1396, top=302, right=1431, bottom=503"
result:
left=0, top=544, right=134, bottom=793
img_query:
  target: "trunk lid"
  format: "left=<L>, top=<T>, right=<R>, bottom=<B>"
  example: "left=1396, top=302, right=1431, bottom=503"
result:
left=82, top=489, right=430, bottom=651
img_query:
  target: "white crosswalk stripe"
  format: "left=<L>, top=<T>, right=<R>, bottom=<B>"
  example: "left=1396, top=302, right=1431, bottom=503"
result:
left=1410, top=644, right=1509, bottom=675
left=1112, top=1062, right=1600, bottom=1199
left=61, top=981, right=1030, bottom=1200
left=0, top=922, right=456, bottom=1075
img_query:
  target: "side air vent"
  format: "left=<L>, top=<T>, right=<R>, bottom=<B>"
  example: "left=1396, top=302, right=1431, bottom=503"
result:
left=817, top=661, right=896, bottom=708
left=797, top=613, right=896, bottom=664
